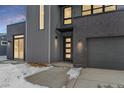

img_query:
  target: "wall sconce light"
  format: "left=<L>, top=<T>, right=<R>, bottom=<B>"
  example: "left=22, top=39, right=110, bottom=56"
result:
left=55, top=36, right=58, bottom=39
left=55, top=36, right=58, bottom=49
left=77, top=40, right=83, bottom=53
left=7, top=41, right=11, bottom=46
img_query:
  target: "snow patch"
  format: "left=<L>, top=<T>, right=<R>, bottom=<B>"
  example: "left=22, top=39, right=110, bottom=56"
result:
left=0, top=63, right=52, bottom=88
left=67, top=68, right=82, bottom=80
left=0, top=56, right=7, bottom=61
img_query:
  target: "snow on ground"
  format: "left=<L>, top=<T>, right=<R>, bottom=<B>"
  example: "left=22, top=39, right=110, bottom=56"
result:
left=0, top=56, right=7, bottom=61
left=0, top=63, right=52, bottom=88
left=67, top=68, right=82, bottom=80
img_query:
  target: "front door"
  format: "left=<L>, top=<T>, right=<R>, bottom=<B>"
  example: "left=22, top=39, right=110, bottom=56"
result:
left=14, top=35, right=24, bottom=60
left=63, top=37, right=72, bottom=62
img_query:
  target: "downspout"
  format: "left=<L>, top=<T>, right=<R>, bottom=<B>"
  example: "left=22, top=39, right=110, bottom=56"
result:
left=25, top=6, right=28, bottom=61
left=48, top=5, right=51, bottom=65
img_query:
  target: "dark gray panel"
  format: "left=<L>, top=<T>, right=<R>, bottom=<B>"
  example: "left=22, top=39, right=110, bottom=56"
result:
left=0, top=35, right=7, bottom=56
left=87, top=37, right=124, bottom=70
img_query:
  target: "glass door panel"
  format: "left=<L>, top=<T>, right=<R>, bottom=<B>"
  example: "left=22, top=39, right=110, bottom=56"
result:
left=14, top=35, right=24, bottom=60
left=14, top=39, right=19, bottom=59
left=64, top=37, right=72, bottom=62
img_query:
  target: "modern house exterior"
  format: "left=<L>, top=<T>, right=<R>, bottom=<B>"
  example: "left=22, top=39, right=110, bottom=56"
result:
left=7, top=5, right=124, bottom=70
left=0, top=33, right=7, bottom=56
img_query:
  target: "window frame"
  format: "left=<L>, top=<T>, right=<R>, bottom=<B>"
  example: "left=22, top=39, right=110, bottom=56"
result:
left=63, top=6, right=72, bottom=25
left=82, top=5, right=117, bottom=16
left=40, top=5, right=44, bottom=30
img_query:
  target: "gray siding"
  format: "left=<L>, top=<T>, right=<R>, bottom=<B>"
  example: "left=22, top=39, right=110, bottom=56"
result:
left=0, top=35, right=7, bottom=56
left=50, top=6, right=62, bottom=62
left=7, top=22, right=25, bottom=60
left=26, top=5, right=49, bottom=63
left=26, top=5, right=63, bottom=63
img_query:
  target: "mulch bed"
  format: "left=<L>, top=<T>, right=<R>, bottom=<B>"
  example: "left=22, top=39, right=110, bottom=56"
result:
left=28, top=62, right=48, bottom=67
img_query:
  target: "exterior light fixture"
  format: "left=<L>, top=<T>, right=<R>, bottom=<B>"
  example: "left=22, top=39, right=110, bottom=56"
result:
left=77, top=40, right=83, bottom=53
left=55, top=36, right=58, bottom=39
left=7, top=41, right=11, bottom=46
left=55, top=36, right=58, bottom=49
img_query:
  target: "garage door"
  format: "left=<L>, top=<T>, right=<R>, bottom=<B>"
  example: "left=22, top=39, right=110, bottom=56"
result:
left=87, top=37, right=124, bottom=70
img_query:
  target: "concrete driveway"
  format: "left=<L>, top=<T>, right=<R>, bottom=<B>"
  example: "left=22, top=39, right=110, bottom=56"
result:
left=74, top=68, right=124, bottom=88
left=25, top=63, right=124, bottom=88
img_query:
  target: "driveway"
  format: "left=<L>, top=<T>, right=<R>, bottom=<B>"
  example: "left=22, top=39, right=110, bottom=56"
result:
left=20, top=61, right=124, bottom=88
left=74, top=68, right=124, bottom=88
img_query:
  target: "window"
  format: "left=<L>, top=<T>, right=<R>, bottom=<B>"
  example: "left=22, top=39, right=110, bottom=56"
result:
left=40, top=5, right=44, bottom=29
left=93, top=5, right=103, bottom=14
left=1, top=41, right=7, bottom=46
left=82, top=5, right=116, bottom=16
left=64, top=7, right=72, bottom=25
left=105, top=5, right=116, bottom=12
left=82, top=5, right=91, bottom=16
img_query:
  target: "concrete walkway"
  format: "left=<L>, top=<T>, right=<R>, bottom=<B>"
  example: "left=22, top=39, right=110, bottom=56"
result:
left=74, top=68, right=124, bottom=88
left=51, top=62, right=73, bottom=68
left=26, top=67, right=69, bottom=88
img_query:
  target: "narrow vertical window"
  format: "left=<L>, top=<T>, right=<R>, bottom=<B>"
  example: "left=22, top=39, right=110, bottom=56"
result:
left=40, top=5, right=44, bottom=29
left=64, top=7, right=72, bottom=25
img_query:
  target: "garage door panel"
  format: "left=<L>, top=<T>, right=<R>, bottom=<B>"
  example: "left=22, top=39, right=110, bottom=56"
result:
left=88, top=61, right=124, bottom=69
left=87, top=37, right=124, bottom=70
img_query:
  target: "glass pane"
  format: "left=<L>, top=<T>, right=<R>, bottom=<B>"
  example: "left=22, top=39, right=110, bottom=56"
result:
left=93, top=5, right=103, bottom=9
left=66, top=54, right=71, bottom=58
left=66, top=49, right=71, bottom=53
left=14, top=39, right=19, bottom=59
left=66, top=43, right=71, bottom=48
left=14, top=35, right=24, bottom=38
left=105, top=6, right=116, bottom=12
left=66, top=38, right=71, bottom=42
left=40, top=5, right=44, bottom=29
left=82, top=11, right=91, bottom=16
left=83, top=5, right=91, bottom=11
left=64, top=7, right=72, bottom=19
left=93, top=8, right=103, bottom=14
left=64, top=19, right=72, bottom=24
left=19, top=39, right=24, bottom=59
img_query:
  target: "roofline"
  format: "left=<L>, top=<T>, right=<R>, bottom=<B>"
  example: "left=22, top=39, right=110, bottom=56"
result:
left=7, top=21, right=26, bottom=27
